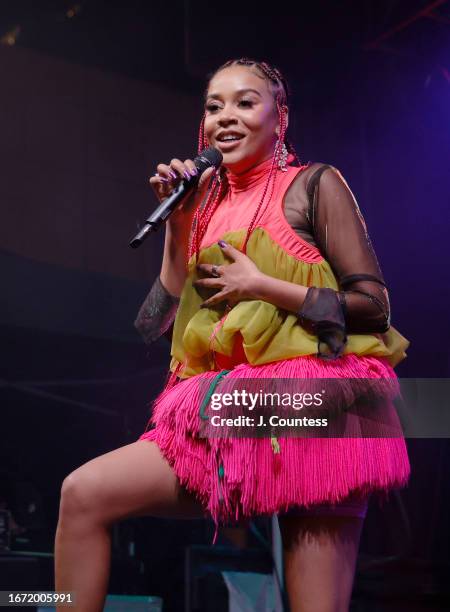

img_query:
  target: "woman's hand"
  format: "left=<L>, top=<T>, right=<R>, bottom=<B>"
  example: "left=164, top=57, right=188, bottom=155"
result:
left=154, top=157, right=217, bottom=298
left=193, top=242, right=266, bottom=309
left=149, top=157, right=215, bottom=235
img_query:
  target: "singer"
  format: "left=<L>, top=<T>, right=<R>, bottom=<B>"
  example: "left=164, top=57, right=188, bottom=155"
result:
left=54, top=59, right=411, bottom=612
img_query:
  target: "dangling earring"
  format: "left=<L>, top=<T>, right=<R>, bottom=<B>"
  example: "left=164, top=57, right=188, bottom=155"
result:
left=276, top=140, right=289, bottom=172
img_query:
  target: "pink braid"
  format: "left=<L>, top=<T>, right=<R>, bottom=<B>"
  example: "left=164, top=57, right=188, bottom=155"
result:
left=197, top=113, right=209, bottom=154
left=240, top=93, right=288, bottom=254
left=187, top=173, right=224, bottom=263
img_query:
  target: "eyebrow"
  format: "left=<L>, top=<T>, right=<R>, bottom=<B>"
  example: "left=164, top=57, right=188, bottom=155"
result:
left=206, top=88, right=262, bottom=100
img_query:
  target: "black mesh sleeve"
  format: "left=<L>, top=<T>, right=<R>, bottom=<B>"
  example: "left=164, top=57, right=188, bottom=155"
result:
left=298, top=286, right=348, bottom=360
left=299, top=164, right=391, bottom=359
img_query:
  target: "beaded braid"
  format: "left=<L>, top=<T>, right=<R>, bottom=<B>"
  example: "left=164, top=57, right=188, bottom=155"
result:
left=195, top=177, right=223, bottom=258
left=187, top=173, right=224, bottom=263
left=186, top=112, right=221, bottom=263
left=191, top=58, right=304, bottom=261
left=188, top=111, right=226, bottom=264
left=241, top=92, right=289, bottom=254
left=197, top=112, right=208, bottom=154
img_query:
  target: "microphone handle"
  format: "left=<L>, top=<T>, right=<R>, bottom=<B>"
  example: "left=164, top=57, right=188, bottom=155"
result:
left=129, top=178, right=196, bottom=248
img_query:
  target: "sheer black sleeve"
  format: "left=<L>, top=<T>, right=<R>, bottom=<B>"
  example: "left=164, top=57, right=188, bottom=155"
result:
left=134, top=276, right=179, bottom=345
left=298, top=164, right=391, bottom=359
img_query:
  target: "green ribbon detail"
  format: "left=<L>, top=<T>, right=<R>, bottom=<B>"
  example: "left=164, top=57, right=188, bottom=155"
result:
left=199, top=369, right=231, bottom=421
left=271, top=436, right=281, bottom=454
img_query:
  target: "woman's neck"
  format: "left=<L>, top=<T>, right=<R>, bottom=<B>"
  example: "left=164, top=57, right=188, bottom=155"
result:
left=224, top=152, right=274, bottom=177
left=224, top=155, right=276, bottom=194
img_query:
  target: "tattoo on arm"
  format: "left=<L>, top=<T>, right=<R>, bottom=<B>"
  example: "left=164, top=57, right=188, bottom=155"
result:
left=134, top=276, right=180, bottom=344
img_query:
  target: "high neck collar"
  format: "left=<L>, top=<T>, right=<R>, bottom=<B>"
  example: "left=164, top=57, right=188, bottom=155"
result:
left=224, top=156, right=276, bottom=194
left=224, top=153, right=295, bottom=194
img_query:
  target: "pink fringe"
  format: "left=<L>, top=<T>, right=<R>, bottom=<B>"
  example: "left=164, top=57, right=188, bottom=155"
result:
left=139, top=354, right=410, bottom=544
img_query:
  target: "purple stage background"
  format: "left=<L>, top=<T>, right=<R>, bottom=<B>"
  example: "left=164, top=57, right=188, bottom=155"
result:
left=1, top=2, right=449, bottom=608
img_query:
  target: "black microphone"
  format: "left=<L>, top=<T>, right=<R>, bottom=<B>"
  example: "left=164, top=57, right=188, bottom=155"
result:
left=129, top=146, right=223, bottom=248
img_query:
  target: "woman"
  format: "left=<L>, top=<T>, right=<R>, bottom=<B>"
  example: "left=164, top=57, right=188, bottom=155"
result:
left=55, top=58, right=410, bottom=612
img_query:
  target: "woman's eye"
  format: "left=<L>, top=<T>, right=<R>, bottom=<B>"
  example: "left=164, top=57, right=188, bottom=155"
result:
left=205, top=100, right=254, bottom=112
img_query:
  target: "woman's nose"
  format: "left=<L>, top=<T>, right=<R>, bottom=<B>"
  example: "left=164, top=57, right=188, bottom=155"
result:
left=217, top=107, right=238, bottom=126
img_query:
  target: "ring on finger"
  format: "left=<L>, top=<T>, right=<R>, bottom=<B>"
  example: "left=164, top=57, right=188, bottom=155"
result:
left=211, top=265, right=220, bottom=278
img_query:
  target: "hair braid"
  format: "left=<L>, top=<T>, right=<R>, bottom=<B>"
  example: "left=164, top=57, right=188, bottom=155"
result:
left=188, top=172, right=224, bottom=263
left=197, top=112, right=208, bottom=154
left=240, top=91, right=289, bottom=254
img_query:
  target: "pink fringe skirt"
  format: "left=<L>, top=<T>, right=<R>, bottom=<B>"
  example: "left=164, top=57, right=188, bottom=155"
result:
left=138, top=345, right=410, bottom=544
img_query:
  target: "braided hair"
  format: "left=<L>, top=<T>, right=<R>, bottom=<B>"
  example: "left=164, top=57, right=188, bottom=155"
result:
left=189, top=58, right=304, bottom=262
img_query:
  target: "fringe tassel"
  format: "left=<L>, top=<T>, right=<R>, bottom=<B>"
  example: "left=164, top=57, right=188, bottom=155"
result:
left=139, top=354, right=410, bottom=543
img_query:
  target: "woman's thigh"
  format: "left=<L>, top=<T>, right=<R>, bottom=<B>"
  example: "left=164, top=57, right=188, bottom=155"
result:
left=278, top=514, right=364, bottom=612
left=59, top=440, right=206, bottom=526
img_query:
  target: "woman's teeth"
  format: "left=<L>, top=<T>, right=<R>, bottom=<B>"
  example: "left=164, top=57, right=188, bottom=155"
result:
left=217, top=135, right=245, bottom=149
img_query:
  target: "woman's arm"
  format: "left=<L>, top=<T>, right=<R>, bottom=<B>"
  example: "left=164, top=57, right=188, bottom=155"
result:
left=253, top=164, right=390, bottom=331
left=305, top=163, right=390, bottom=333
left=247, top=164, right=391, bottom=358
left=250, top=274, right=347, bottom=360
left=134, top=274, right=179, bottom=345
left=134, top=155, right=216, bottom=345
left=134, top=219, right=190, bottom=345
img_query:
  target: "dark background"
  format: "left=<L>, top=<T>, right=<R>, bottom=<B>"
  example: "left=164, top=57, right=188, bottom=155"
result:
left=0, top=1, right=449, bottom=610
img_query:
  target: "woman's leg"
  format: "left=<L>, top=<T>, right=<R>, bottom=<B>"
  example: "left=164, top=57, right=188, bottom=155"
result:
left=278, top=513, right=365, bottom=612
left=54, top=440, right=205, bottom=612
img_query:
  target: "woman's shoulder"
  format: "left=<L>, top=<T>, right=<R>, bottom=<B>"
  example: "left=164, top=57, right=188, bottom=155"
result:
left=283, top=161, right=330, bottom=220
left=283, top=161, right=348, bottom=223
left=286, top=161, right=335, bottom=198
left=290, top=160, right=336, bottom=182
left=301, top=162, right=354, bottom=206
left=304, top=161, right=339, bottom=185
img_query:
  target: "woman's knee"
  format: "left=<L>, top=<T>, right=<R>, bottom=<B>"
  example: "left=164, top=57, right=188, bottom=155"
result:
left=58, top=441, right=205, bottom=526
left=59, top=465, right=105, bottom=522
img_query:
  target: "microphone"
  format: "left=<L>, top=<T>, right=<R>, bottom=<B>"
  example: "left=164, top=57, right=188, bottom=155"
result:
left=129, top=147, right=223, bottom=248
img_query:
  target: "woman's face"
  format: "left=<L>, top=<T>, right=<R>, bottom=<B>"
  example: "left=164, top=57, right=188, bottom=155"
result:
left=204, top=65, right=282, bottom=174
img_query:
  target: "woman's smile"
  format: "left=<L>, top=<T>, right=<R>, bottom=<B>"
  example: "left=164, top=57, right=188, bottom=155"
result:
left=215, top=134, right=246, bottom=152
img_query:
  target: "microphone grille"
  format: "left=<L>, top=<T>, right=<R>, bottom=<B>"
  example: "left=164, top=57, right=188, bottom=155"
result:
left=194, top=147, right=223, bottom=173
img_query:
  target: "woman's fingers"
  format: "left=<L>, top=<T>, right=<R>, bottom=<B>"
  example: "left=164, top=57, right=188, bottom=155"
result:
left=155, top=163, right=175, bottom=180
left=150, top=157, right=219, bottom=207
left=149, top=178, right=165, bottom=202
left=200, top=290, right=231, bottom=309
left=196, top=263, right=223, bottom=276
left=193, top=277, right=224, bottom=289
left=198, top=165, right=215, bottom=191
left=169, top=158, right=188, bottom=180
left=150, top=159, right=199, bottom=202
left=183, top=159, right=199, bottom=179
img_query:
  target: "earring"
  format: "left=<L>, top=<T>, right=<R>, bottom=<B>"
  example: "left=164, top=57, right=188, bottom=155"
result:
left=276, top=140, right=289, bottom=172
